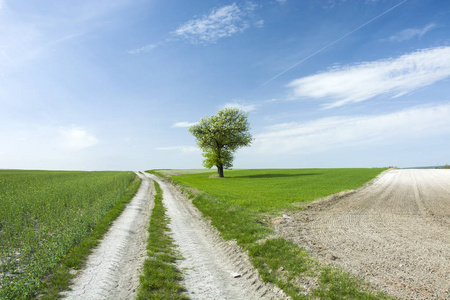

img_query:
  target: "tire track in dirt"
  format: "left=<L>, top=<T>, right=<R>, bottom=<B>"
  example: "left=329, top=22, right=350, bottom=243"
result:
left=63, top=173, right=154, bottom=300
left=274, top=169, right=450, bottom=299
left=145, top=173, right=286, bottom=300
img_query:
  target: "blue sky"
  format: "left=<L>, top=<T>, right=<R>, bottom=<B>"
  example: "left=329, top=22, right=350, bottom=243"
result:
left=1, top=0, right=450, bottom=170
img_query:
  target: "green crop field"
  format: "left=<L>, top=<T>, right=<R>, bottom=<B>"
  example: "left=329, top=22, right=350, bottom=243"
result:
left=0, top=170, right=137, bottom=299
left=169, top=168, right=391, bottom=299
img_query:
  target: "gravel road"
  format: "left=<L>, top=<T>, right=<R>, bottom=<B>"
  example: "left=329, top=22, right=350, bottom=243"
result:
left=145, top=173, right=286, bottom=300
left=63, top=173, right=154, bottom=300
left=274, top=169, right=450, bottom=299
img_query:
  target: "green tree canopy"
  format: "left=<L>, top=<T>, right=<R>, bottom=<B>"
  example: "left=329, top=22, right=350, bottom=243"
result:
left=188, top=108, right=252, bottom=177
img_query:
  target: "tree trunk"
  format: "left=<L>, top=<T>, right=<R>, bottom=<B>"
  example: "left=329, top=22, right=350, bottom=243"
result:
left=217, top=165, right=224, bottom=178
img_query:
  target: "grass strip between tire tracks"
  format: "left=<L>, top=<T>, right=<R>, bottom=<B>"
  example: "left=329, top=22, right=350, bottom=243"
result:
left=137, top=179, right=188, bottom=300
left=150, top=169, right=393, bottom=300
left=38, top=175, right=142, bottom=299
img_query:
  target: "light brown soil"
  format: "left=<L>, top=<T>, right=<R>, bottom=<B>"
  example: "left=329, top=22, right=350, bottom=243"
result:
left=273, top=169, right=450, bottom=299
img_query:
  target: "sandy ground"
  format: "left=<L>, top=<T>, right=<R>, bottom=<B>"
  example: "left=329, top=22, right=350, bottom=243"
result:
left=145, top=173, right=287, bottom=300
left=63, top=173, right=154, bottom=300
left=273, top=169, right=450, bottom=299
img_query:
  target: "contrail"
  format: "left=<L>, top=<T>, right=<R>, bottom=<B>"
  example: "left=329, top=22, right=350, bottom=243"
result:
left=260, top=0, right=408, bottom=87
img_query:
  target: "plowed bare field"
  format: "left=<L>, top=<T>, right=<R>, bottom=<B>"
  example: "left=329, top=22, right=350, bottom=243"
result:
left=274, top=169, right=450, bottom=299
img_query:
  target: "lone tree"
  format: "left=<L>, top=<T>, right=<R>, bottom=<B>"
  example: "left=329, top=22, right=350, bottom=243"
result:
left=188, top=108, right=252, bottom=178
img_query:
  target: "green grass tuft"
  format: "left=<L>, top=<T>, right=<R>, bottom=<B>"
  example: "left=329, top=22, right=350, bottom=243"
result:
left=313, top=267, right=387, bottom=299
left=192, top=192, right=271, bottom=245
left=248, top=238, right=315, bottom=299
left=137, top=180, right=188, bottom=300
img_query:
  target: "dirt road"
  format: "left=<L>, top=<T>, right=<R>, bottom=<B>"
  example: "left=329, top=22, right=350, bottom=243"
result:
left=274, top=169, right=450, bottom=299
left=63, top=171, right=284, bottom=300
left=63, top=173, right=154, bottom=300
left=145, top=173, right=285, bottom=300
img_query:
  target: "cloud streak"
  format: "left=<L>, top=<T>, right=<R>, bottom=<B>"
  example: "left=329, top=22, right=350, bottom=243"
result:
left=172, top=121, right=198, bottom=128
left=384, top=23, right=437, bottom=42
left=287, top=47, right=450, bottom=108
left=127, top=40, right=168, bottom=55
left=221, top=102, right=257, bottom=112
left=260, top=0, right=408, bottom=86
left=253, top=103, right=450, bottom=154
left=157, top=146, right=200, bottom=153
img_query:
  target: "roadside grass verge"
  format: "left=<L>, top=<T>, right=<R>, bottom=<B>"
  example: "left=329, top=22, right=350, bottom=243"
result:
left=137, top=180, right=187, bottom=300
left=38, top=174, right=142, bottom=300
left=163, top=168, right=392, bottom=299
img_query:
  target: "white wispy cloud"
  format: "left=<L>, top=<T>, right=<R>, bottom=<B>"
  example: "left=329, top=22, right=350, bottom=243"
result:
left=221, top=102, right=257, bottom=112
left=59, top=126, right=99, bottom=150
left=128, top=2, right=260, bottom=54
left=127, top=40, right=167, bottom=54
left=385, top=23, right=437, bottom=42
left=172, top=2, right=257, bottom=44
left=172, top=121, right=198, bottom=128
left=287, top=47, right=450, bottom=108
left=252, top=103, right=450, bottom=154
left=157, top=146, right=200, bottom=153
left=254, top=19, right=264, bottom=28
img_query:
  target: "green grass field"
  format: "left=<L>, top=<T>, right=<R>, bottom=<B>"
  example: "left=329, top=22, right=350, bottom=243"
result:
left=0, top=170, right=138, bottom=299
left=173, top=168, right=385, bottom=212
left=168, top=168, right=391, bottom=299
